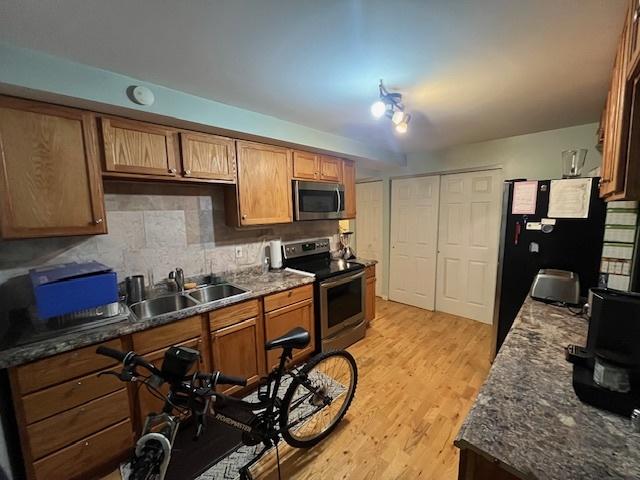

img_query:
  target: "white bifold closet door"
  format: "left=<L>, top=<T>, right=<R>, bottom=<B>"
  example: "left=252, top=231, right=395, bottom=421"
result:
left=355, top=181, right=383, bottom=296
left=435, top=170, right=502, bottom=324
left=389, top=176, right=440, bottom=310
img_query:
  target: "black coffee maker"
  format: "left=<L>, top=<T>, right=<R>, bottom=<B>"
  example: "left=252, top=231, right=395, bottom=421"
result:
left=566, top=288, right=640, bottom=416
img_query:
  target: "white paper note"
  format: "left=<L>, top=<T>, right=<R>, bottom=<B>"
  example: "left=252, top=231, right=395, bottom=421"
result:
left=548, top=178, right=592, bottom=219
left=512, top=181, right=538, bottom=214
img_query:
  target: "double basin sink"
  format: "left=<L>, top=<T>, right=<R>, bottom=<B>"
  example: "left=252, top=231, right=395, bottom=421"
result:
left=129, top=283, right=249, bottom=321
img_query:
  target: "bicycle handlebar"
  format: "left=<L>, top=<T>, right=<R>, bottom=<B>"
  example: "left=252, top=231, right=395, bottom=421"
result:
left=97, top=347, right=247, bottom=387
left=96, top=346, right=161, bottom=376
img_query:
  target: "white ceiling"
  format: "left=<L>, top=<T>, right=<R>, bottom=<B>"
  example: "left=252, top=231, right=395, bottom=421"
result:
left=0, top=0, right=628, bottom=155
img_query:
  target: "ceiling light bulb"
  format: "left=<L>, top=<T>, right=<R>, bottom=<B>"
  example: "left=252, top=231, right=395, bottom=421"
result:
left=392, top=110, right=405, bottom=125
left=370, top=101, right=386, bottom=118
left=395, top=121, right=408, bottom=134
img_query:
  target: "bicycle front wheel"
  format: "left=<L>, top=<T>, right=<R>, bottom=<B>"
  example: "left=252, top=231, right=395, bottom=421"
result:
left=280, top=350, right=358, bottom=448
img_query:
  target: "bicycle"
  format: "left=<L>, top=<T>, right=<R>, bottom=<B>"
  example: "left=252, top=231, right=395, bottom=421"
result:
left=96, top=326, right=358, bottom=480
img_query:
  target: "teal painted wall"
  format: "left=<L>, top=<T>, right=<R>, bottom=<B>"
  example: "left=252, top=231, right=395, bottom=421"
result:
left=358, top=122, right=601, bottom=298
left=0, top=43, right=404, bottom=166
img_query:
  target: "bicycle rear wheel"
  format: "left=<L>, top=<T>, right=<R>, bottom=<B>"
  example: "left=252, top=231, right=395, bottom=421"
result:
left=280, top=350, right=357, bottom=448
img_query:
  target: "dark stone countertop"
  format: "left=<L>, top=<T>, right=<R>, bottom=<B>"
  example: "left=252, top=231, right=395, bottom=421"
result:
left=455, top=296, right=640, bottom=479
left=0, top=268, right=314, bottom=370
left=353, top=257, right=378, bottom=268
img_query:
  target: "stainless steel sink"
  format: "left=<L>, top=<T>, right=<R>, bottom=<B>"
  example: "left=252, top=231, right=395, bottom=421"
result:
left=188, top=283, right=248, bottom=303
left=130, top=294, right=198, bottom=320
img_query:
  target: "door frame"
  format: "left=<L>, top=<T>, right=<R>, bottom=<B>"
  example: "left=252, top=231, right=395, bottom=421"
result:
left=387, top=166, right=503, bottom=320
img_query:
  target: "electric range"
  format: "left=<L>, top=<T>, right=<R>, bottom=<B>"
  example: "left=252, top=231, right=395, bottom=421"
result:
left=282, top=238, right=366, bottom=351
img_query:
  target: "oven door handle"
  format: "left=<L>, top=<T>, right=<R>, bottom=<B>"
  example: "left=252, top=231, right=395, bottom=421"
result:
left=320, top=270, right=365, bottom=289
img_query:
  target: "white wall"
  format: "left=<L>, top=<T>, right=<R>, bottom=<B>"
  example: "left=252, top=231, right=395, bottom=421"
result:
left=358, top=122, right=601, bottom=298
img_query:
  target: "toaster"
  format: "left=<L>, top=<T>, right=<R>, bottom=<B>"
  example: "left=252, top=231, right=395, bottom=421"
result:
left=530, top=269, right=580, bottom=305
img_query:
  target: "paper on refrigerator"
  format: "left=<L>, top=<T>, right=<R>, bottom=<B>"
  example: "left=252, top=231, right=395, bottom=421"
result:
left=512, top=181, right=538, bottom=214
left=547, top=178, right=592, bottom=218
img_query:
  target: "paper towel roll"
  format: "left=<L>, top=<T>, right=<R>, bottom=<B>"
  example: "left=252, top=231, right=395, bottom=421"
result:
left=270, top=240, right=283, bottom=269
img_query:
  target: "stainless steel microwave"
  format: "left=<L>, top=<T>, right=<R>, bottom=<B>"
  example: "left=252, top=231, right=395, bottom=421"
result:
left=293, top=180, right=345, bottom=220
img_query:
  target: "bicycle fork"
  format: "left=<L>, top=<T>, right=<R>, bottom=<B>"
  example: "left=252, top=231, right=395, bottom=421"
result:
left=137, top=413, right=180, bottom=480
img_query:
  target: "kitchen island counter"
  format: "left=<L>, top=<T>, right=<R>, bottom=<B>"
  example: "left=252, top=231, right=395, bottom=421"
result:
left=455, top=296, right=640, bottom=479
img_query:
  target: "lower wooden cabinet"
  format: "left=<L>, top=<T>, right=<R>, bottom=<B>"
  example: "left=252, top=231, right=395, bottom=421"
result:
left=264, top=298, right=315, bottom=369
left=211, top=317, right=264, bottom=394
left=135, top=337, right=205, bottom=425
left=32, top=419, right=132, bottom=480
left=9, top=339, right=133, bottom=480
left=365, top=265, right=377, bottom=325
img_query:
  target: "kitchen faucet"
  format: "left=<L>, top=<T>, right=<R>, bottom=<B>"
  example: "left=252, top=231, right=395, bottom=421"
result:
left=168, top=268, right=184, bottom=292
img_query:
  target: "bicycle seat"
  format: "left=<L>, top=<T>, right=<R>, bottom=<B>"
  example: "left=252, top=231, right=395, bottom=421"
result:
left=265, top=327, right=310, bottom=351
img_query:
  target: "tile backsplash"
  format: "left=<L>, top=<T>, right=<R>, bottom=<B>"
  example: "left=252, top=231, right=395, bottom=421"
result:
left=0, top=182, right=339, bottom=319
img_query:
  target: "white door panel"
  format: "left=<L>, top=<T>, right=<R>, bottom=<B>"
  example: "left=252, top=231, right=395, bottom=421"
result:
left=436, top=170, right=502, bottom=323
left=355, top=181, right=383, bottom=296
left=389, top=176, right=440, bottom=310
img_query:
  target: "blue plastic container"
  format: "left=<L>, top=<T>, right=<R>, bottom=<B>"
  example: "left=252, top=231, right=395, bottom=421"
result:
left=29, top=262, right=118, bottom=319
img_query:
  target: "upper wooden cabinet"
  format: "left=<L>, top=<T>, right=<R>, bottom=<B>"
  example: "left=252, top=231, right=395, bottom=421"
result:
left=600, top=4, right=640, bottom=201
left=319, top=155, right=343, bottom=182
left=629, top=0, right=640, bottom=69
left=342, top=159, right=357, bottom=218
left=228, top=140, right=293, bottom=226
left=292, top=151, right=344, bottom=183
left=292, top=150, right=320, bottom=180
left=0, top=96, right=106, bottom=239
left=180, top=131, right=236, bottom=182
left=101, top=116, right=179, bottom=177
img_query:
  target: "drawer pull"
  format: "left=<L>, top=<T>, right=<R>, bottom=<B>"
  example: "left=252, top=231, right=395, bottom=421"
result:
left=77, top=381, right=82, bottom=386
left=84, top=441, right=89, bottom=447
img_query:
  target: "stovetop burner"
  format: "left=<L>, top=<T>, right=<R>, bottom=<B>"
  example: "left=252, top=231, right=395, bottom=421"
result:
left=282, top=238, right=364, bottom=280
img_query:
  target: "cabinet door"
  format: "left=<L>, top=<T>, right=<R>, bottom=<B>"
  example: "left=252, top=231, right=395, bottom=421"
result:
left=136, top=338, right=203, bottom=425
left=101, top=116, right=179, bottom=177
left=319, top=155, right=342, bottom=182
left=180, top=132, right=236, bottom=182
left=292, top=150, right=319, bottom=180
left=264, top=299, right=314, bottom=369
left=620, top=61, right=640, bottom=200
left=211, top=317, right=263, bottom=394
left=365, top=277, right=376, bottom=325
left=342, top=159, right=357, bottom=218
left=629, top=1, right=640, bottom=69
left=235, top=141, right=292, bottom=225
left=0, top=97, right=106, bottom=238
left=601, top=19, right=631, bottom=198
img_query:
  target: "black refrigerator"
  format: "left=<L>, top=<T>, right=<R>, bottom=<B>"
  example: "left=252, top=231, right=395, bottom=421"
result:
left=493, top=178, right=606, bottom=355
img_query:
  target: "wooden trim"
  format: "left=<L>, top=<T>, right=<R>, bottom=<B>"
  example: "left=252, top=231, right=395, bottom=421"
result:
left=102, top=170, right=235, bottom=184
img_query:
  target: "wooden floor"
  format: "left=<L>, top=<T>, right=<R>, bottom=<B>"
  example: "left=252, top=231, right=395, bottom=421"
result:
left=254, top=298, right=492, bottom=480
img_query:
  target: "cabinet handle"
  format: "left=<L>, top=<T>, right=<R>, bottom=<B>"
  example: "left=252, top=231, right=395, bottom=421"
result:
left=93, top=218, right=103, bottom=225
left=241, top=214, right=247, bottom=220
left=84, top=442, right=89, bottom=447
left=169, top=168, right=177, bottom=174
left=77, top=381, right=82, bottom=386
left=184, top=169, right=191, bottom=176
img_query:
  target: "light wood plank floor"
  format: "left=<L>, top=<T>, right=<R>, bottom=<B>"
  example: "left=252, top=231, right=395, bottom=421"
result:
left=254, top=298, right=492, bottom=480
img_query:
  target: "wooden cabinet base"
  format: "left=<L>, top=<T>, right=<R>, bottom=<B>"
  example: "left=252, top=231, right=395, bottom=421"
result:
left=458, top=448, right=520, bottom=480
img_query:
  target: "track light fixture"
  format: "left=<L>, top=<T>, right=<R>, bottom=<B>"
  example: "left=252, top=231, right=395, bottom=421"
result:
left=370, top=79, right=410, bottom=134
